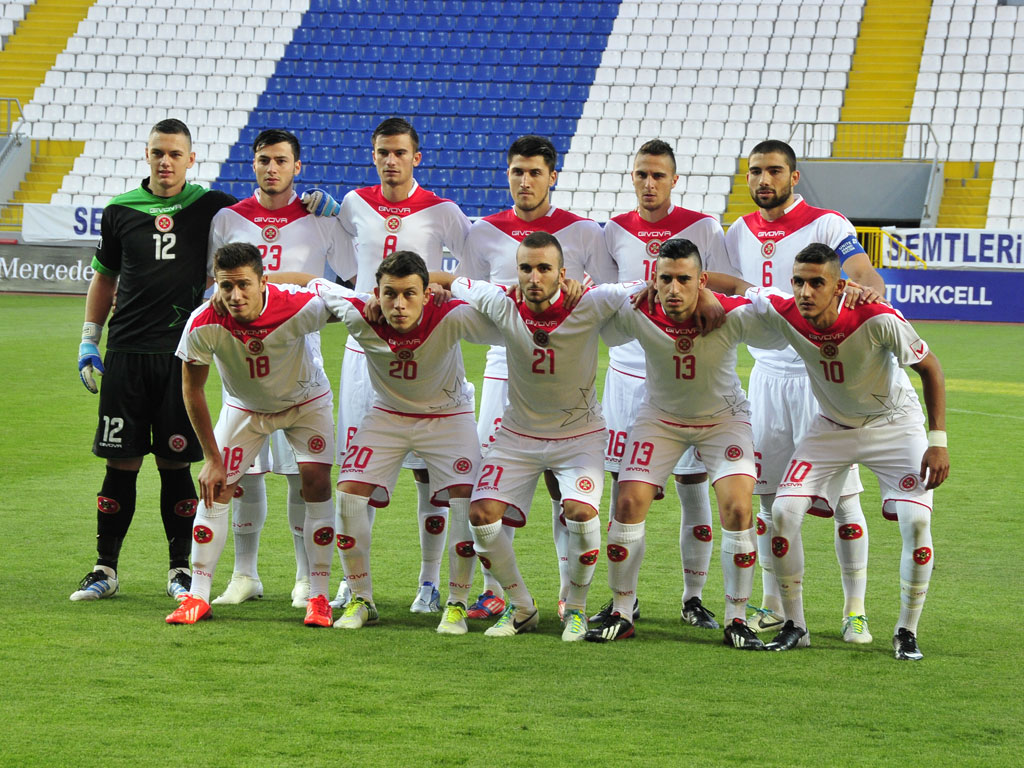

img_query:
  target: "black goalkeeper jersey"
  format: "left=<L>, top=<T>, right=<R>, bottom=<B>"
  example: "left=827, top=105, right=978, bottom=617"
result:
left=93, top=179, right=235, bottom=353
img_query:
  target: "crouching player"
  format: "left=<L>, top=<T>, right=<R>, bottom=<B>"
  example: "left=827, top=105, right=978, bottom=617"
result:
left=284, top=251, right=500, bottom=633
left=584, top=238, right=787, bottom=647
left=723, top=243, right=949, bottom=659
left=167, top=243, right=337, bottom=626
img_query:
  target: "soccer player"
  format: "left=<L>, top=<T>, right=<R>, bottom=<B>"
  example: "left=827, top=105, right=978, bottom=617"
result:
left=719, top=139, right=885, bottom=642
left=726, top=243, right=948, bottom=659
left=329, top=117, right=472, bottom=614
left=167, top=243, right=337, bottom=627
left=72, top=119, right=235, bottom=603
left=600, top=139, right=729, bottom=629
left=584, top=238, right=786, bottom=647
left=433, top=231, right=626, bottom=641
left=283, top=251, right=500, bottom=633
left=456, top=134, right=616, bottom=621
left=206, top=129, right=353, bottom=609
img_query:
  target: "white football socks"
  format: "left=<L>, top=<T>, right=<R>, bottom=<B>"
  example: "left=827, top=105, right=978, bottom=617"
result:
left=677, top=479, right=713, bottom=603
left=720, top=527, right=757, bottom=623
left=756, top=493, right=784, bottom=615
left=303, top=498, right=334, bottom=599
left=471, top=519, right=532, bottom=613
left=445, top=498, right=475, bottom=607
left=564, top=516, right=600, bottom=612
left=336, top=492, right=373, bottom=603
left=771, top=495, right=809, bottom=630
left=894, top=501, right=934, bottom=635
left=232, top=474, right=266, bottom=579
left=287, top=474, right=310, bottom=583
left=834, top=493, right=868, bottom=616
left=607, top=519, right=646, bottom=618
left=416, top=480, right=445, bottom=587
left=552, top=499, right=569, bottom=601
left=190, top=500, right=230, bottom=602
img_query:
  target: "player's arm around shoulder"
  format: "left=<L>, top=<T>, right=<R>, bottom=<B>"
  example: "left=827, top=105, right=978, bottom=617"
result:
left=910, top=350, right=949, bottom=490
left=732, top=299, right=789, bottom=350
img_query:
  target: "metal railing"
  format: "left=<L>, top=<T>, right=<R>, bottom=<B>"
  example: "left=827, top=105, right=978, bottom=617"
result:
left=788, top=121, right=940, bottom=161
left=857, top=226, right=926, bottom=269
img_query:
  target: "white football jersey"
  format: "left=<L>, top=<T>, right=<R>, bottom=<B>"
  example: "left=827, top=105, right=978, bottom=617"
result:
left=611, top=288, right=787, bottom=425
left=312, top=281, right=499, bottom=416
left=747, top=288, right=929, bottom=429
left=722, top=195, right=868, bottom=373
left=452, top=278, right=625, bottom=439
left=455, top=206, right=616, bottom=379
left=208, top=190, right=355, bottom=278
left=605, top=206, right=728, bottom=375
left=338, top=181, right=470, bottom=291
left=177, top=283, right=332, bottom=413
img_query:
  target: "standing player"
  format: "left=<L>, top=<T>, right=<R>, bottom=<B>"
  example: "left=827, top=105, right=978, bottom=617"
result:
left=72, top=119, right=235, bottom=603
left=329, top=117, right=472, bottom=614
left=433, top=232, right=626, bottom=641
left=719, top=139, right=885, bottom=642
left=206, top=129, right=353, bottom=609
left=455, top=135, right=616, bottom=621
left=584, top=239, right=786, bottom=647
left=600, top=139, right=728, bottom=629
left=282, top=251, right=500, bottom=633
left=167, top=243, right=337, bottom=627
left=734, top=244, right=948, bottom=659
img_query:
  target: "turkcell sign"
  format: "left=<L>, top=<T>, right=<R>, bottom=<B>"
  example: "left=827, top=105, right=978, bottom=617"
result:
left=878, top=268, right=1024, bottom=323
left=886, top=228, right=1024, bottom=270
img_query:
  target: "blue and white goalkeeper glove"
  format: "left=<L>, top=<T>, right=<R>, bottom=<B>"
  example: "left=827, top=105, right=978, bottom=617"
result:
left=78, top=321, right=104, bottom=394
left=301, top=188, right=341, bottom=217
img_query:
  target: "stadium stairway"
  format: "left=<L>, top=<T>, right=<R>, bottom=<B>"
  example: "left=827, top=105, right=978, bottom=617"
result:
left=936, top=160, right=993, bottom=228
left=0, top=0, right=92, bottom=228
left=834, top=0, right=931, bottom=157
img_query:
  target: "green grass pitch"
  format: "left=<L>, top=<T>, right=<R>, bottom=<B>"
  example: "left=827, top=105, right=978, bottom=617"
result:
left=1, top=293, right=1021, bottom=767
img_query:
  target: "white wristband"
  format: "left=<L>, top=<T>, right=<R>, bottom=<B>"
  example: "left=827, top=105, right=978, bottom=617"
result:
left=927, top=430, right=947, bottom=448
left=82, top=322, right=103, bottom=344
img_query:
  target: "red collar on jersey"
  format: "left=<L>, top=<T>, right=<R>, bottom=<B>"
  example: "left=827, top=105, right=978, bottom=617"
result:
left=514, top=288, right=579, bottom=333
left=638, top=291, right=750, bottom=337
left=355, top=184, right=450, bottom=217
left=229, top=194, right=308, bottom=225
left=483, top=207, right=587, bottom=240
left=610, top=207, right=711, bottom=240
left=191, top=283, right=317, bottom=345
left=768, top=292, right=908, bottom=346
left=345, top=295, right=467, bottom=352
left=741, top=198, right=844, bottom=244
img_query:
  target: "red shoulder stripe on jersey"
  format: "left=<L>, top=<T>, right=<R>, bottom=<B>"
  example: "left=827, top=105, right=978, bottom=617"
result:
left=610, top=207, right=712, bottom=241
left=767, top=293, right=907, bottom=346
left=354, top=184, right=451, bottom=217
left=228, top=195, right=309, bottom=225
left=741, top=199, right=844, bottom=244
left=368, top=297, right=469, bottom=351
left=482, top=207, right=588, bottom=240
left=189, top=284, right=317, bottom=346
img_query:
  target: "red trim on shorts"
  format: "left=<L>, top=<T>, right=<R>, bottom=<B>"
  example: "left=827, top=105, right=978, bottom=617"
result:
left=225, top=390, right=331, bottom=414
left=710, top=471, right=756, bottom=484
left=560, top=497, right=599, bottom=515
left=618, top=478, right=666, bottom=501
left=483, top=376, right=508, bottom=382
left=469, top=495, right=524, bottom=527
left=499, top=426, right=606, bottom=442
left=372, top=406, right=473, bottom=419
left=657, top=419, right=751, bottom=429
left=343, top=344, right=365, bottom=355
left=821, top=415, right=857, bottom=429
left=430, top=484, right=473, bottom=508
left=609, top=365, right=645, bottom=380
left=295, top=460, right=332, bottom=467
left=776, top=493, right=835, bottom=516
left=882, top=497, right=933, bottom=521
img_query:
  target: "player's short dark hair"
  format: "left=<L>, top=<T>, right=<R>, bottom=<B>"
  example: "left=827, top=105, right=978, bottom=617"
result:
left=507, top=135, right=557, bottom=171
left=637, top=139, right=676, bottom=172
left=253, top=129, right=301, bottom=161
left=376, top=250, right=428, bottom=289
left=519, top=231, right=564, bottom=268
left=749, top=139, right=797, bottom=171
left=214, top=242, right=263, bottom=277
left=659, top=238, right=702, bottom=271
left=372, top=117, right=419, bottom=152
left=794, top=243, right=841, bottom=274
left=150, top=118, right=191, bottom=148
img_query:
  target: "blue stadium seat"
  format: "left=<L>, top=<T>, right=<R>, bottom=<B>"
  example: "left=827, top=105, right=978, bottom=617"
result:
left=461, top=188, right=486, bottom=209
left=484, top=188, right=507, bottom=208
left=451, top=168, right=472, bottom=188
left=332, top=28, right=354, bottom=45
